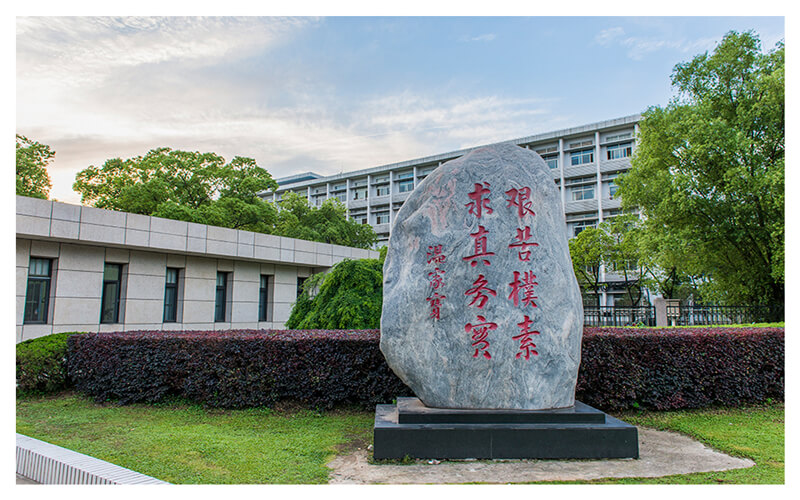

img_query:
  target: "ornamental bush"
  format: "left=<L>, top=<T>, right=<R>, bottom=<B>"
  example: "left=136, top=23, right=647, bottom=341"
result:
left=67, top=330, right=412, bottom=409
left=66, top=327, right=783, bottom=411
left=17, top=331, right=86, bottom=396
left=576, top=327, right=785, bottom=410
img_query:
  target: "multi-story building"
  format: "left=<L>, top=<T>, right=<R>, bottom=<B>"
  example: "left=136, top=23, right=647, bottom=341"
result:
left=265, top=114, right=642, bottom=306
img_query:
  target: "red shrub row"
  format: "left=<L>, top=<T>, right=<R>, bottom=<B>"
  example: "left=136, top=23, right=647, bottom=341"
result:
left=67, top=327, right=784, bottom=411
left=576, top=327, right=784, bottom=410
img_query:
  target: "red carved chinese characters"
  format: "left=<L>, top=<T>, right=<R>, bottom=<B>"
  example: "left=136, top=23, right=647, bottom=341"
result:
left=428, top=268, right=445, bottom=290
left=463, top=225, right=495, bottom=267
left=505, top=187, right=535, bottom=218
left=465, top=315, right=497, bottom=359
left=513, top=315, right=540, bottom=360
left=427, top=292, right=446, bottom=320
left=508, top=270, right=539, bottom=308
left=427, top=245, right=446, bottom=264
left=508, top=226, right=539, bottom=262
left=464, top=274, right=496, bottom=309
left=426, top=245, right=446, bottom=321
left=465, top=182, right=493, bottom=219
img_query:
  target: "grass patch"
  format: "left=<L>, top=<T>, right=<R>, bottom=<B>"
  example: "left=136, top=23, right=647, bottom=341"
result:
left=16, top=392, right=373, bottom=484
left=17, top=393, right=783, bottom=484
left=579, top=403, right=784, bottom=484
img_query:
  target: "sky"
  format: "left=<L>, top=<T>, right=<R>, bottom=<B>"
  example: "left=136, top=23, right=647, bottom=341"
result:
left=15, top=15, right=786, bottom=204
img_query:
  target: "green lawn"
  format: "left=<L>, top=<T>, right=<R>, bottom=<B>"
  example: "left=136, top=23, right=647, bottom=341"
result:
left=16, top=393, right=783, bottom=484
left=16, top=393, right=373, bottom=484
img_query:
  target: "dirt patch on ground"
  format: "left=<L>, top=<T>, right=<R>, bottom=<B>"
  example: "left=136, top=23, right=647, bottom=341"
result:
left=327, top=427, right=754, bottom=484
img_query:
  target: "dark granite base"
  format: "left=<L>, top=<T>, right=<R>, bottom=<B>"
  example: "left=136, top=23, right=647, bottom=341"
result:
left=373, top=397, right=639, bottom=460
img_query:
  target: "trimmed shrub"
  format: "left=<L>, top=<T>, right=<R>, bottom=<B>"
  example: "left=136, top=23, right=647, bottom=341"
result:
left=17, top=331, right=86, bottom=395
left=67, top=327, right=783, bottom=411
left=576, top=327, right=785, bottom=410
left=67, top=330, right=413, bottom=408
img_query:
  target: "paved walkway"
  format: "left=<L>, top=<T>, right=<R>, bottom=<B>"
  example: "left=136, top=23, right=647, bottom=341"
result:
left=327, top=427, right=755, bottom=484
left=16, top=474, right=38, bottom=484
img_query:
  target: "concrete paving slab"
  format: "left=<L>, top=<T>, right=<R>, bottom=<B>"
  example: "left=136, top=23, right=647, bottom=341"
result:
left=327, top=427, right=754, bottom=484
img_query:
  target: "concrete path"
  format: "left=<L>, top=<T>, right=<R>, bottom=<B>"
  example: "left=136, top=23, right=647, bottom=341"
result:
left=327, top=427, right=754, bottom=484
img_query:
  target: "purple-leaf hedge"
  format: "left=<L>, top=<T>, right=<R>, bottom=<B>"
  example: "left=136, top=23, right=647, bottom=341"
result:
left=66, top=327, right=784, bottom=411
left=576, top=327, right=784, bottom=410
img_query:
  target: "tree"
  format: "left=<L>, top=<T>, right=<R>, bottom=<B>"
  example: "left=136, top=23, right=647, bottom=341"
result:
left=274, top=192, right=378, bottom=249
left=16, top=135, right=53, bottom=199
left=617, top=31, right=784, bottom=312
left=604, top=214, right=646, bottom=306
left=73, top=148, right=279, bottom=233
left=285, top=258, right=384, bottom=329
left=568, top=226, right=613, bottom=307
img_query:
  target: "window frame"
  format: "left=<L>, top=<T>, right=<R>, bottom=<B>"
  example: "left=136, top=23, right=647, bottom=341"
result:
left=570, top=148, right=594, bottom=166
left=571, top=184, right=595, bottom=201
left=100, top=263, right=123, bottom=324
left=606, top=142, right=632, bottom=160
left=163, top=267, right=180, bottom=323
left=23, top=257, right=52, bottom=324
left=214, top=271, right=228, bottom=322
left=258, top=274, right=274, bottom=322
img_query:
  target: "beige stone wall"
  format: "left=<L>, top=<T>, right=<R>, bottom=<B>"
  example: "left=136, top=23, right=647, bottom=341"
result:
left=16, top=195, right=379, bottom=343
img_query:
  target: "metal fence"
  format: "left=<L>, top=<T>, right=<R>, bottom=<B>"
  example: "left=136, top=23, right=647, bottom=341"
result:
left=583, top=306, right=656, bottom=327
left=666, top=304, right=781, bottom=326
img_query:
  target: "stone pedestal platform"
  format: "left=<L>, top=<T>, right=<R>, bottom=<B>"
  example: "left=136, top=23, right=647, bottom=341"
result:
left=373, top=397, right=639, bottom=460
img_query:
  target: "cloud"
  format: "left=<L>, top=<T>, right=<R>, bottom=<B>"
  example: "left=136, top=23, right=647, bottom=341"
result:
left=593, top=25, right=718, bottom=61
left=17, top=17, right=565, bottom=204
left=460, top=33, right=497, bottom=43
left=595, top=27, right=625, bottom=46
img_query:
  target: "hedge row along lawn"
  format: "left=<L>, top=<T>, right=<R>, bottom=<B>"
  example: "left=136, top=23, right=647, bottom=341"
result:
left=65, top=327, right=784, bottom=412
left=17, top=393, right=783, bottom=484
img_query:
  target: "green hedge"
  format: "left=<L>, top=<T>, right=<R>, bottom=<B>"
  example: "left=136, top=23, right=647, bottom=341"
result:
left=16, top=332, right=86, bottom=396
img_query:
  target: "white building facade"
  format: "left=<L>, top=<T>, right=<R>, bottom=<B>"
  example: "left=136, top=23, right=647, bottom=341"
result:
left=16, top=195, right=378, bottom=343
left=266, top=114, right=642, bottom=305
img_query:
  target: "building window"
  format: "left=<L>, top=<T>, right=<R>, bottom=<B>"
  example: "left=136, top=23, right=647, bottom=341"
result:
left=374, top=211, right=390, bottom=225
left=375, top=185, right=390, bottom=197
left=570, top=149, right=594, bottom=166
left=335, top=192, right=347, bottom=202
left=24, top=258, right=52, bottom=324
left=351, top=213, right=368, bottom=225
left=542, top=154, right=558, bottom=169
left=571, top=184, right=595, bottom=201
left=100, top=263, right=123, bottom=324
left=373, top=175, right=389, bottom=183
left=297, top=277, right=307, bottom=299
left=352, top=187, right=368, bottom=200
left=609, top=181, right=619, bottom=198
left=163, top=268, right=180, bottom=323
left=215, top=272, right=228, bottom=322
left=573, top=220, right=597, bottom=237
left=259, top=274, right=274, bottom=322
left=397, top=179, right=414, bottom=193
left=607, top=142, right=632, bottom=160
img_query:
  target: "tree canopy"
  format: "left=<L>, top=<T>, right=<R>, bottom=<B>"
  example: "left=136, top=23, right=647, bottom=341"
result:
left=285, top=257, right=384, bottom=329
left=617, top=31, right=784, bottom=310
left=275, top=191, right=378, bottom=249
left=16, top=134, right=53, bottom=199
left=73, top=148, right=279, bottom=233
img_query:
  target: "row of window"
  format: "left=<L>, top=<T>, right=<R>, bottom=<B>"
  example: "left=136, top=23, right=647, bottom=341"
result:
left=22, top=259, right=280, bottom=325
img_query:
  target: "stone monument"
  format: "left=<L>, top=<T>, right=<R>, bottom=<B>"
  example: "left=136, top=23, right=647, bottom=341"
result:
left=374, top=143, right=638, bottom=460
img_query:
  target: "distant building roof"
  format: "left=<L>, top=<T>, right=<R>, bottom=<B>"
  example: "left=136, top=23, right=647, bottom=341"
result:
left=275, top=172, right=324, bottom=186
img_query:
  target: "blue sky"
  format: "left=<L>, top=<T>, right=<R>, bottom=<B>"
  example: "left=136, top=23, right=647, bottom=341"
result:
left=15, top=15, right=786, bottom=204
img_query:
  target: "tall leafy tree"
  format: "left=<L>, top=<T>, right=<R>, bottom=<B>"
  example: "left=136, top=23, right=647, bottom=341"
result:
left=617, top=31, right=784, bottom=311
left=568, top=226, right=613, bottom=307
left=16, top=135, right=54, bottom=199
left=73, top=148, right=279, bottom=233
left=275, top=192, right=378, bottom=249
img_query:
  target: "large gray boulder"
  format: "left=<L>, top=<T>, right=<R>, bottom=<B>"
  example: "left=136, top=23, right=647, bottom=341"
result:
left=380, top=143, right=583, bottom=410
